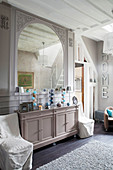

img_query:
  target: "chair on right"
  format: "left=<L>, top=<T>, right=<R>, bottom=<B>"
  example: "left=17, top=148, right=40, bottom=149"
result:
left=78, top=102, right=94, bottom=138
left=104, top=106, right=113, bottom=131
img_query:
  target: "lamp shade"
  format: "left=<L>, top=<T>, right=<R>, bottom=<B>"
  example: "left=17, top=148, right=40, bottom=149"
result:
left=103, top=32, right=113, bottom=55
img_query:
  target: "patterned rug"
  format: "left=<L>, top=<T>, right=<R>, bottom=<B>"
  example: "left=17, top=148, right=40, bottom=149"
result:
left=36, top=140, right=113, bottom=170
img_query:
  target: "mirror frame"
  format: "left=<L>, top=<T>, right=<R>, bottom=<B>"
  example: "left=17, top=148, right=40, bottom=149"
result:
left=15, top=10, right=67, bottom=91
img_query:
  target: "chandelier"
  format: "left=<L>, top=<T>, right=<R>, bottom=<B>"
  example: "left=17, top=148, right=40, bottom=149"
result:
left=40, top=42, right=51, bottom=68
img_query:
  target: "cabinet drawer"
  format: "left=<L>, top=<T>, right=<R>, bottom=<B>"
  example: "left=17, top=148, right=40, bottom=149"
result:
left=19, top=109, right=53, bottom=120
left=66, top=108, right=75, bottom=112
left=54, top=106, right=76, bottom=114
left=54, top=108, right=66, bottom=114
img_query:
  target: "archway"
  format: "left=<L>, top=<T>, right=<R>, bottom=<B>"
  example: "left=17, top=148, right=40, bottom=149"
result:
left=17, top=23, right=64, bottom=92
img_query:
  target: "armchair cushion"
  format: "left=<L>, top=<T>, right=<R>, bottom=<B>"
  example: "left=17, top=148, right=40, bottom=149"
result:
left=107, top=109, right=113, bottom=117
left=108, top=117, right=113, bottom=121
left=1, top=137, right=32, bottom=153
left=0, top=137, right=33, bottom=168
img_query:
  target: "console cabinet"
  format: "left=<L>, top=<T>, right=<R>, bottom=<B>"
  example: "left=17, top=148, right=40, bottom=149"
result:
left=18, top=105, right=78, bottom=150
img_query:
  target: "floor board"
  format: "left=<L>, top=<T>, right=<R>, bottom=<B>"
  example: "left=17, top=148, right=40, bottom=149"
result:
left=32, top=122, right=113, bottom=170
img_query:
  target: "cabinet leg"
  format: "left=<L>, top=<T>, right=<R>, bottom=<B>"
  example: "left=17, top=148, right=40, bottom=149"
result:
left=53, top=142, right=56, bottom=146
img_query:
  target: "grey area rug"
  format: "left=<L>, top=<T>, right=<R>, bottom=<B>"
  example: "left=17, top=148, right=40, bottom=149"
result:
left=36, top=140, right=113, bottom=170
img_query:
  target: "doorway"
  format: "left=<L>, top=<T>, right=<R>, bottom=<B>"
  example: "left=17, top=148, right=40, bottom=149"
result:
left=75, top=63, right=84, bottom=110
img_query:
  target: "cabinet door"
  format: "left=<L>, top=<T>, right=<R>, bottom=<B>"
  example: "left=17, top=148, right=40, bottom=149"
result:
left=24, top=118, right=41, bottom=144
left=55, top=112, right=66, bottom=136
left=40, top=115, right=54, bottom=141
left=66, top=108, right=78, bottom=133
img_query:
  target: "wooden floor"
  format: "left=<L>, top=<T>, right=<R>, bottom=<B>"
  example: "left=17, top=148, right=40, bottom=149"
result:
left=32, top=122, right=113, bottom=170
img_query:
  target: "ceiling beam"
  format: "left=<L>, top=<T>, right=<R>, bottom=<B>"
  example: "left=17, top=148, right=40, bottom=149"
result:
left=63, top=0, right=102, bottom=24
left=19, top=35, right=59, bottom=45
left=86, top=0, right=113, bottom=19
left=22, top=29, right=57, bottom=40
left=38, top=0, right=91, bottom=28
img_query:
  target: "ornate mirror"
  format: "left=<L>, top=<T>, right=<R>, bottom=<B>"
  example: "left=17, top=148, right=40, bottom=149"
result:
left=17, top=23, right=64, bottom=91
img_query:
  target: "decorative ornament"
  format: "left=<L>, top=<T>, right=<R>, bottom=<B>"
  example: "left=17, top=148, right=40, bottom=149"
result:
left=32, top=91, right=37, bottom=106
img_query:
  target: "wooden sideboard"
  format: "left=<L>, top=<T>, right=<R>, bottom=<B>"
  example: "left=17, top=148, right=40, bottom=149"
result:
left=18, top=105, right=78, bottom=150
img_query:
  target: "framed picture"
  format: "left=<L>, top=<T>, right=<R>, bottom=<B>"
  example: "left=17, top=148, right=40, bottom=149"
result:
left=19, top=102, right=34, bottom=112
left=20, top=103, right=28, bottom=112
left=18, top=72, right=34, bottom=89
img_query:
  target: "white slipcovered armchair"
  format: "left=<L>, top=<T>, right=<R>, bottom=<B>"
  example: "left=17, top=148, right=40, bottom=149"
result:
left=0, top=113, right=33, bottom=170
left=78, top=102, right=94, bottom=138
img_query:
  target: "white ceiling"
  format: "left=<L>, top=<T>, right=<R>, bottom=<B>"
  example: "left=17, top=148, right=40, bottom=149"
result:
left=4, top=0, right=113, bottom=41
left=18, top=23, right=60, bottom=53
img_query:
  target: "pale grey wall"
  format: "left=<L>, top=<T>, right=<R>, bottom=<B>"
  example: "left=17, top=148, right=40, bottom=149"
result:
left=97, top=41, right=113, bottom=111
left=0, top=3, right=73, bottom=114
left=0, top=3, right=11, bottom=95
left=82, top=36, right=98, bottom=70
left=82, top=37, right=113, bottom=111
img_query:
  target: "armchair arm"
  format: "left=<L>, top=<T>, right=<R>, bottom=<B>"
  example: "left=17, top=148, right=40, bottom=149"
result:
left=104, top=110, right=108, bottom=117
left=104, top=106, right=113, bottom=130
left=104, top=109, right=108, bottom=130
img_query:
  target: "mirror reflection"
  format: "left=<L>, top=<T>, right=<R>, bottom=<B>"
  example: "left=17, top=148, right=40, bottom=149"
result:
left=17, top=23, right=64, bottom=92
